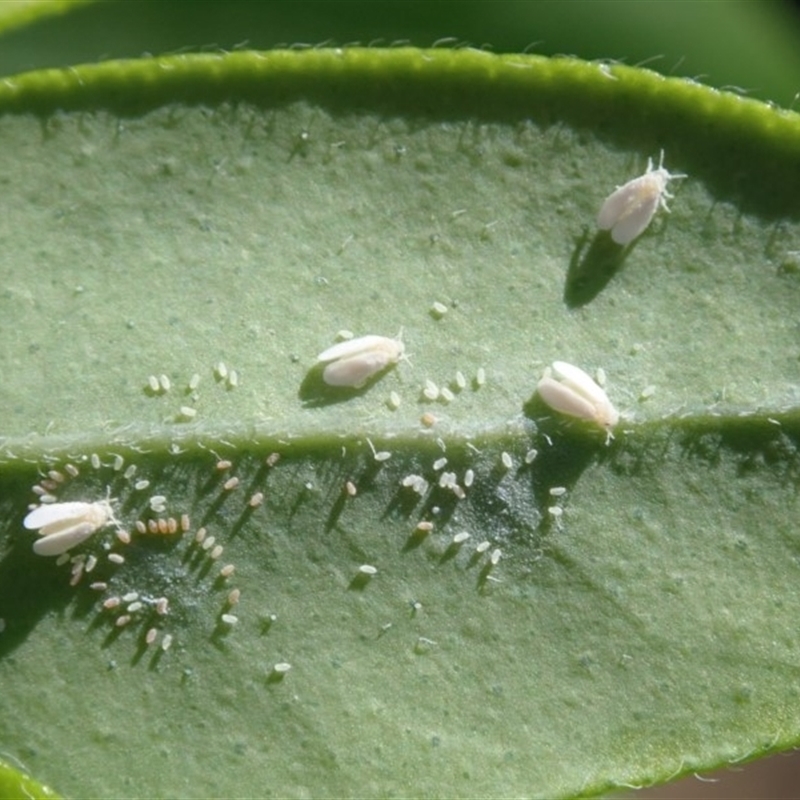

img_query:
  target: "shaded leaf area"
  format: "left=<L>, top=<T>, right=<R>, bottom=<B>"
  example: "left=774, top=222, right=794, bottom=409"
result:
left=1, top=418, right=800, bottom=799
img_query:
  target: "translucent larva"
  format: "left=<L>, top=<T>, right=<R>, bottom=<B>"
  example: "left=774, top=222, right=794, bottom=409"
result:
left=597, top=151, right=686, bottom=245
left=316, top=334, right=405, bottom=388
left=422, top=379, right=439, bottom=401
left=214, top=361, right=228, bottom=380
left=430, top=301, right=448, bottom=318
left=537, top=361, right=619, bottom=434
left=24, top=499, right=116, bottom=556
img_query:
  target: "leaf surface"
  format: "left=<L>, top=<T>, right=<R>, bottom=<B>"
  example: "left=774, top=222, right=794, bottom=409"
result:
left=0, top=50, right=799, bottom=798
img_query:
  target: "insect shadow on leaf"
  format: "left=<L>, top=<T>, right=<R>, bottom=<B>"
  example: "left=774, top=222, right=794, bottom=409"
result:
left=298, top=362, right=390, bottom=407
left=564, top=226, right=632, bottom=308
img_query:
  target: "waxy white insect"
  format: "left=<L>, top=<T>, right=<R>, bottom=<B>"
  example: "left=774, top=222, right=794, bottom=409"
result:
left=597, top=150, right=686, bottom=245
left=537, top=361, right=619, bottom=434
left=24, top=499, right=117, bottom=556
left=316, top=333, right=405, bottom=388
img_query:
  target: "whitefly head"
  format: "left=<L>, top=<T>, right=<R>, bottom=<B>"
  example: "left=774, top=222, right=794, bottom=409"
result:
left=537, top=360, right=619, bottom=434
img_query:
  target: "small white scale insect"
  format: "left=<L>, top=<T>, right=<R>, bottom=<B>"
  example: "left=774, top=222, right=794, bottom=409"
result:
left=316, top=333, right=405, bottom=388
left=597, top=150, right=686, bottom=245
left=537, top=361, right=619, bottom=436
left=24, top=499, right=117, bottom=556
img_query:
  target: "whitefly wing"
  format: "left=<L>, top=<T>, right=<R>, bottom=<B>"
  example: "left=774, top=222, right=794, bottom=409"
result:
left=317, top=335, right=394, bottom=363
left=32, top=522, right=97, bottom=556
left=596, top=178, right=643, bottom=230
left=323, top=350, right=393, bottom=387
left=542, top=362, right=619, bottom=430
left=24, top=502, right=104, bottom=536
left=537, top=375, right=598, bottom=422
left=609, top=189, right=661, bottom=245
left=551, top=361, right=608, bottom=407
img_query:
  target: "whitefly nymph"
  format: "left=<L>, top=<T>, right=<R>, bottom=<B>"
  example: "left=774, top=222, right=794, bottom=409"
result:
left=24, top=498, right=117, bottom=556
left=537, top=361, right=619, bottom=435
left=317, top=333, right=405, bottom=388
left=597, top=150, right=686, bottom=245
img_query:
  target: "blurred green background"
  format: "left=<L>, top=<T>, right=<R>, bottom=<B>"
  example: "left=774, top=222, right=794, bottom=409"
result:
left=1, top=0, right=800, bottom=107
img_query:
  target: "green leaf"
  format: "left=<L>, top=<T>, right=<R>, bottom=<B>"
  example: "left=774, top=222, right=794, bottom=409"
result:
left=0, top=0, right=90, bottom=36
left=1, top=49, right=800, bottom=798
left=3, top=1, right=800, bottom=105
left=0, top=758, right=59, bottom=800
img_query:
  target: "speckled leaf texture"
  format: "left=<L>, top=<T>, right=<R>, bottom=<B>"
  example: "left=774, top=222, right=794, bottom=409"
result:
left=0, top=49, right=799, bottom=799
